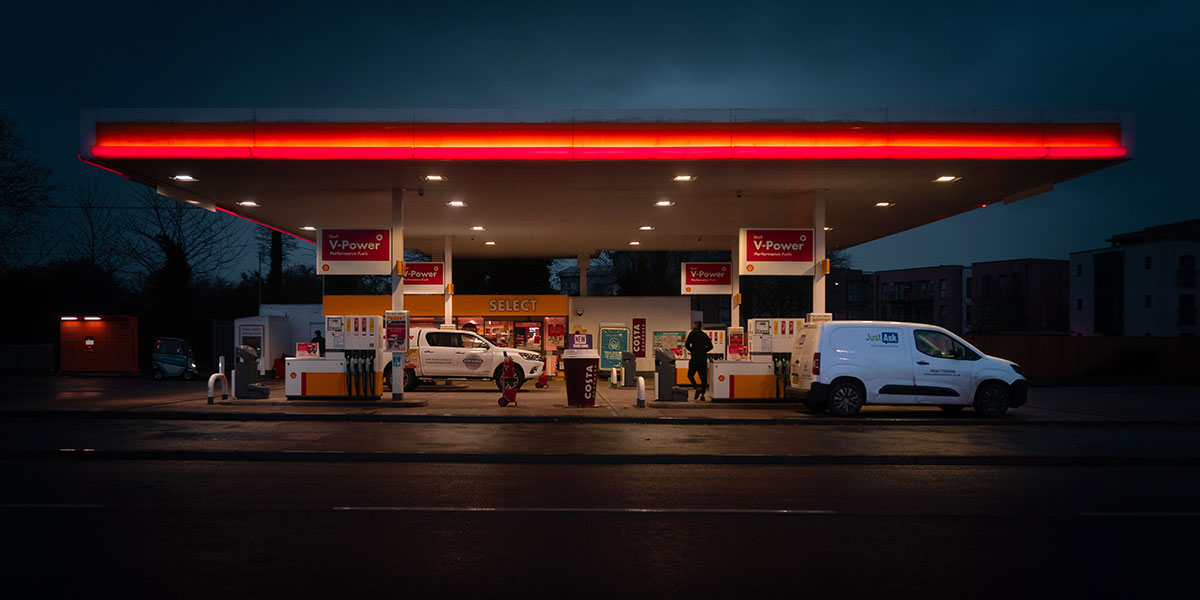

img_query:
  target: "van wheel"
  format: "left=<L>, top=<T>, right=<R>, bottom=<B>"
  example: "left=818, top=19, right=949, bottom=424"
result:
left=938, top=405, right=966, bottom=414
left=493, top=365, right=525, bottom=391
left=826, top=380, right=865, bottom=417
left=403, top=368, right=418, bottom=392
left=973, top=382, right=1010, bottom=418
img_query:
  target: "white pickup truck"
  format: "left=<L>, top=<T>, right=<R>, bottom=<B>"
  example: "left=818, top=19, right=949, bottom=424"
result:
left=383, top=328, right=544, bottom=392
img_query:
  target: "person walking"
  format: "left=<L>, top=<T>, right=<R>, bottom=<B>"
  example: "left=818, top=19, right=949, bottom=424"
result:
left=684, top=320, right=713, bottom=400
left=311, top=330, right=326, bottom=356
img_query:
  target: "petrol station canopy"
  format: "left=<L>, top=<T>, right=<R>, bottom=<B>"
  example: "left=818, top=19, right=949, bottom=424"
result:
left=79, top=108, right=1132, bottom=259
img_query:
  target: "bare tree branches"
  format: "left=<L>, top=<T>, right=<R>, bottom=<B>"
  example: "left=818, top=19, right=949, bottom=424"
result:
left=0, top=111, right=56, bottom=270
left=63, top=174, right=126, bottom=273
left=121, top=184, right=250, bottom=280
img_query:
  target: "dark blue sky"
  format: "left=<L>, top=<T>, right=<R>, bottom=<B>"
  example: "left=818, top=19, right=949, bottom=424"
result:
left=2, top=0, right=1197, bottom=273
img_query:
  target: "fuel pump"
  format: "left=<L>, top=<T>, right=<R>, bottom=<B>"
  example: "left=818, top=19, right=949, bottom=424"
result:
left=285, top=315, right=383, bottom=400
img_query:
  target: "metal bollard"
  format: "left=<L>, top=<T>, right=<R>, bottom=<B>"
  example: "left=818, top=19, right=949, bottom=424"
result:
left=611, top=367, right=619, bottom=388
left=207, top=355, right=229, bottom=404
left=637, top=376, right=645, bottom=408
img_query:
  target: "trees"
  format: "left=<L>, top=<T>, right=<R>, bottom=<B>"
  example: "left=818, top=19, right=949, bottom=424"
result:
left=0, top=111, right=55, bottom=270
left=121, top=184, right=249, bottom=280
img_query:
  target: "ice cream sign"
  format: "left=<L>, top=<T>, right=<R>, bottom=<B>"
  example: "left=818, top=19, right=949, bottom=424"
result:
left=681, top=262, right=732, bottom=295
left=739, top=228, right=815, bottom=276
left=403, top=262, right=445, bottom=294
left=317, top=228, right=392, bottom=275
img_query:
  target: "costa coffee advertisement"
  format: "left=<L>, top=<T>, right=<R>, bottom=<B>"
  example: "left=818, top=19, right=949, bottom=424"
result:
left=403, top=262, right=445, bottom=294
left=632, top=318, right=647, bottom=358
left=681, top=262, right=732, bottom=295
left=739, top=228, right=815, bottom=276
left=317, top=228, right=392, bottom=275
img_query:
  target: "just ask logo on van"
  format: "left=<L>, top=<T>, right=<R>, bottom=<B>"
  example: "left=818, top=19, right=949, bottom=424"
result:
left=866, top=331, right=900, bottom=345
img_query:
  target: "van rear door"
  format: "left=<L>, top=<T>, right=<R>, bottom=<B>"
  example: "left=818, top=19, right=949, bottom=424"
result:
left=789, top=324, right=820, bottom=390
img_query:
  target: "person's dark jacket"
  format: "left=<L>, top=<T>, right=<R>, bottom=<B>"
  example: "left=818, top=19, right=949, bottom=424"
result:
left=685, top=328, right=713, bottom=361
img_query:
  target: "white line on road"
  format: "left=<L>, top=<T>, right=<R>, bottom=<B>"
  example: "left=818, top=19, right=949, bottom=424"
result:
left=332, top=506, right=836, bottom=515
left=0, top=504, right=103, bottom=509
left=1079, top=512, right=1200, bottom=517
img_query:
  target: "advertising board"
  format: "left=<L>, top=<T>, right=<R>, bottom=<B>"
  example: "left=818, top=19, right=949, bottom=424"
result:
left=680, top=262, right=733, bottom=294
left=739, top=228, right=815, bottom=276
left=599, top=327, right=629, bottom=370
left=403, top=262, right=445, bottom=294
left=318, top=229, right=392, bottom=275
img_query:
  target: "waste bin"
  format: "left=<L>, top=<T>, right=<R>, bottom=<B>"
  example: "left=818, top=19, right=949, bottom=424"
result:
left=235, top=345, right=271, bottom=399
left=621, top=352, right=638, bottom=387
left=563, top=348, right=601, bottom=407
left=654, top=349, right=681, bottom=402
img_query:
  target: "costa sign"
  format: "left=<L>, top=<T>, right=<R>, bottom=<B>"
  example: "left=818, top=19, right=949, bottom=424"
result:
left=739, top=228, right=815, bottom=276
left=681, top=262, right=732, bottom=295
left=317, top=228, right=392, bottom=275
left=403, top=262, right=445, bottom=294
left=632, top=318, right=647, bottom=358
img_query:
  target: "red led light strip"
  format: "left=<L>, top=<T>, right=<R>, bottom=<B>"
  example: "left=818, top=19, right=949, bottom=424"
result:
left=90, top=122, right=1128, bottom=161
left=215, top=207, right=315, bottom=243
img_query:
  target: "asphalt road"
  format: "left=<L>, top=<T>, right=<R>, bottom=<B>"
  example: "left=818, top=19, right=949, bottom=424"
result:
left=3, top=417, right=1199, bottom=598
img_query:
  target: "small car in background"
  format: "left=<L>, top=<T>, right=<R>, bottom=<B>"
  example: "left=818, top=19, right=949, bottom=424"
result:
left=151, top=337, right=200, bottom=381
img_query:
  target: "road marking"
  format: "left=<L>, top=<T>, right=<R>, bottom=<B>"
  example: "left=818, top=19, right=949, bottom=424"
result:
left=1079, top=512, right=1200, bottom=517
left=0, top=504, right=103, bottom=509
left=333, top=506, right=836, bottom=515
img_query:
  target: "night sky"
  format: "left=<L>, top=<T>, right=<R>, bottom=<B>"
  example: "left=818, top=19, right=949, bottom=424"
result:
left=3, top=0, right=1198, bottom=274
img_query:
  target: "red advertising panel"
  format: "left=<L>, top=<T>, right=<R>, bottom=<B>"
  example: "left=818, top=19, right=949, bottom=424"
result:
left=403, top=262, right=445, bottom=294
left=681, top=262, right=732, bottom=295
left=631, top=318, right=647, bottom=358
left=739, top=228, right=815, bottom=275
left=318, top=229, right=391, bottom=275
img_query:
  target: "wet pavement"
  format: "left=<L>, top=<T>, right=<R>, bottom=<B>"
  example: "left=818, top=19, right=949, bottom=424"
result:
left=2, top=373, right=1198, bottom=423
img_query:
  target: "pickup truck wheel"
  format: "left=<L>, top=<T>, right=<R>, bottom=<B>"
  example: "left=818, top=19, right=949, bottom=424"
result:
left=973, top=382, right=1010, bottom=418
left=493, top=365, right=525, bottom=391
left=382, top=363, right=393, bottom=391
left=403, top=368, right=418, bottom=392
left=826, top=380, right=865, bottom=417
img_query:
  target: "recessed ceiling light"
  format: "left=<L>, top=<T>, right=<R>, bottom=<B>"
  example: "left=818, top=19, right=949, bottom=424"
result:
left=447, top=200, right=466, bottom=207
left=238, top=201, right=259, bottom=207
left=638, top=226, right=655, bottom=231
left=184, top=200, right=200, bottom=205
left=300, top=226, right=317, bottom=231
left=934, top=176, right=961, bottom=183
left=628, top=241, right=641, bottom=246
left=471, top=226, right=486, bottom=231
left=484, top=241, right=496, bottom=246
left=824, top=226, right=834, bottom=231
left=422, top=175, right=446, bottom=181
left=170, top=175, right=197, bottom=182
left=84, top=316, right=101, bottom=321
left=875, top=202, right=895, bottom=207
left=61, top=316, right=78, bottom=321
left=655, top=200, right=675, bottom=207
left=673, top=175, right=696, bottom=182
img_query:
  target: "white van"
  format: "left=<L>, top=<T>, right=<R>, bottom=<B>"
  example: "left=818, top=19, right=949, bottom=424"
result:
left=787, top=321, right=1026, bottom=417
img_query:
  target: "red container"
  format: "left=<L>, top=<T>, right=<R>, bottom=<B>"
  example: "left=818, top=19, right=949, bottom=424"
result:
left=59, top=316, right=138, bottom=373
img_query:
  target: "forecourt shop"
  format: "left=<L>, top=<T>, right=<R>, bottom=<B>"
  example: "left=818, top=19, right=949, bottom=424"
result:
left=80, top=108, right=1132, bottom=399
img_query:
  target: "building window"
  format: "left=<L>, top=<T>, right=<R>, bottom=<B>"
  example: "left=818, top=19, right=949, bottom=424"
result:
left=939, top=305, right=947, bottom=326
left=997, top=275, right=1006, bottom=295
left=939, top=279, right=947, bottom=299
left=981, top=276, right=991, bottom=296
left=965, top=277, right=973, bottom=298
left=1076, top=264, right=1083, bottom=277
left=1181, top=255, right=1197, bottom=287
left=1077, top=299, right=1083, bottom=311
left=1181, top=294, right=1197, bottom=326
left=1145, top=256, right=1153, bottom=270
left=1145, top=295, right=1152, bottom=308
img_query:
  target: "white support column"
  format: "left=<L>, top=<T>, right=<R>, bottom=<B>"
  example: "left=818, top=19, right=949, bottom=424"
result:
left=577, top=253, right=589, bottom=297
left=731, top=235, right=741, bottom=326
left=391, top=188, right=405, bottom=311
left=813, top=189, right=827, bottom=314
left=443, top=235, right=453, bottom=325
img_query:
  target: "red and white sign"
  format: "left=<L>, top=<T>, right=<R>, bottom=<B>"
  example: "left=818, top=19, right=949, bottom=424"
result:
left=318, top=229, right=391, bottom=275
left=681, top=262, right=732, bottom=295
left=632, top=318, right=647, bottom=358
left=739, top=228, right=815, bottom=276
left=403, top=262, right=445, bottom=294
